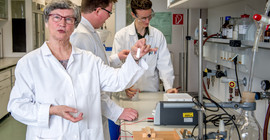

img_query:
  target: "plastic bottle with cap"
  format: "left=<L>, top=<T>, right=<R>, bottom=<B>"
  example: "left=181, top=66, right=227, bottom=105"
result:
left=237, top=14, right=252, bottom=40
left=233, top=22, right=239, bottom=40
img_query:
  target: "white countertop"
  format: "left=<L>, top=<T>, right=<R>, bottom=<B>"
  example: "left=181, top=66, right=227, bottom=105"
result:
left=112, top=92, right=198, bottom=138
left=112, top=92, right=234, bottom=139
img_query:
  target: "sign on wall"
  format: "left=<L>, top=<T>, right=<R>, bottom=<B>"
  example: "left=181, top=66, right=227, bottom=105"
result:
left=150, top=12, right=172, bottom=44
left=173, top=14, right=184, bottom=25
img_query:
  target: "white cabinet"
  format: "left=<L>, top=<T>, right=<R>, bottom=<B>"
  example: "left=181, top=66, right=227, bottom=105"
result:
left=0, top=66, right=15, bottom=119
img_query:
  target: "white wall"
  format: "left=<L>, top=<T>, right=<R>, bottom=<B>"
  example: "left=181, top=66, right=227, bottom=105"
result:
left=103, top=5, right=116, bottom=47
left=115, top=0, right=126, bottom=33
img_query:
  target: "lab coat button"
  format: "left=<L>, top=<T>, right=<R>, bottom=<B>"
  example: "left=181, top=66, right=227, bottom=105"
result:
left=70, top=94, right=73, bottom=97
left=74, top=135, right=78, bottom=139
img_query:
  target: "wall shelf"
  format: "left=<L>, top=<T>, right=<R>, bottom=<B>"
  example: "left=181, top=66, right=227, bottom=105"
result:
left=168, top=0, right=239, bottom=9
left=205, top=38, right=270, bottom=49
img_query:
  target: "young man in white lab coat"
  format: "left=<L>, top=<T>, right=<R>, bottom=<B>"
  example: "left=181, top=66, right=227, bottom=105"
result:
left=70, top=0, right=137, bottom=139
left=111, top=0, right=178, bottom=98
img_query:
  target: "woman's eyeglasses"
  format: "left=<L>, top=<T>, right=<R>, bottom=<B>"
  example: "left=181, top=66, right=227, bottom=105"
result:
left=48, top=14, right=76, bottom=25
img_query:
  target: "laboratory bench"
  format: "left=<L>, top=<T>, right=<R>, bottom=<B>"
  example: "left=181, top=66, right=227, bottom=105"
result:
left=0, top=57, right=20, bottom=119
left=113, top=92, right=213, bottom=139
left=112, top=92, right=230, bottom=139
left=114, top=92, right=191, bottom=130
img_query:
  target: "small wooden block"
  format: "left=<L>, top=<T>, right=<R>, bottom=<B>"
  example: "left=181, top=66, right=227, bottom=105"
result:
left=151, top=132, right=156, bottom=138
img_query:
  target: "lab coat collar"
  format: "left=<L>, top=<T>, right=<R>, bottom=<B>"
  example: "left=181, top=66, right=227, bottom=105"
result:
left=80, top=16, right=96, bottom=33
left=41, top=42, right=82, bottom=57
left=129, top=21, right=154, bottom=37
left=41, top=42, right=83, bottom=69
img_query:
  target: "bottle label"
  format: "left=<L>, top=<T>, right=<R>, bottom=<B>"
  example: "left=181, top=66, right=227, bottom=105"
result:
left=222, top=28, right=227, bottom=36
left=239, top=25, right=248, bottom=34
left=227, top=28, right=233, bottom=38
left=264, top=36, right=270, bottom=42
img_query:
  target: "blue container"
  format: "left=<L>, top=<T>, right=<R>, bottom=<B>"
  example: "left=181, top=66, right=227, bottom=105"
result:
left=108, top=119, right=120, bottom=140
left=105, top=46, right=112, bottom=51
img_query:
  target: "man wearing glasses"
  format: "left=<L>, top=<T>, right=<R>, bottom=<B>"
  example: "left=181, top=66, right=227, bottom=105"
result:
left=70, top=0, right=138, bottom=140
left=111, top=0, right=178, bottom=98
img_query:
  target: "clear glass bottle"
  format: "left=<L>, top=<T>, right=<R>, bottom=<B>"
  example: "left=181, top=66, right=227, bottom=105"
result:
left=229, top=91, right=262, bottom=140
left=229, top=109, right=262, bottom=140
left=233, top=24, right=239, bottom=40
left=232, top=17, right=240, bottom=40
left=237, top=14, right=252, bottom=40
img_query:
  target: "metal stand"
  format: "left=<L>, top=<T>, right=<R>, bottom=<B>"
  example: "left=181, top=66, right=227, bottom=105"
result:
left=198, top=18, right=204, bottom=140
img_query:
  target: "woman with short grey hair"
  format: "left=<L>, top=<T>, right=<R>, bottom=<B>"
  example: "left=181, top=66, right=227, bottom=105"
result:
left=44, top=0, right=81, bottom=27
left=7, top=0, right=154, bottom=139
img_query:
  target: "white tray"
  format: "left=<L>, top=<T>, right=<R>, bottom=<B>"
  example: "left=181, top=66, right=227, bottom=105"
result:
left=163, top=93, right=193, bottom=101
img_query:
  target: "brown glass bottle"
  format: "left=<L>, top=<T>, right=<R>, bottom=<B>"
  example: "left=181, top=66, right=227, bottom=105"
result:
left=264, top=25, right=270, bottom=42
left=222, top=16, right=231, bottom=39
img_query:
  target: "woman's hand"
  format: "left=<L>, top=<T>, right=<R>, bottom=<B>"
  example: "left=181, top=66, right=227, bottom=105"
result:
left=49, top=105, right=83, bottom=123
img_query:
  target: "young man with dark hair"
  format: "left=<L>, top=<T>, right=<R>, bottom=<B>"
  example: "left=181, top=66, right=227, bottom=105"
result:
left=111, top=0, right=178, bottom=98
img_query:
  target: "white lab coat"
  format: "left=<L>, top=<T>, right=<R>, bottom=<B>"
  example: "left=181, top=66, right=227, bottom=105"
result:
left=70, top=17, right=122, bottom=140
left=7, top=42, right=148, bottom=140
left=112, top=22, right=175, bottom=92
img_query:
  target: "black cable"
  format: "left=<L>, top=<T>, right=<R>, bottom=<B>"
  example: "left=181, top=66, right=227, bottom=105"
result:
left=204, top=114, right=207, bottom=140
left=191, top=96, right=241, bottom=140
left=233, top=56, right=242, bottom=98
left=206, top=113, right=234, bottom=127
left=203, top=97, right=241, bottom=140
left=192, top=96, right=219, bottom=112
left=191, top=124, right=197, bottom=137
